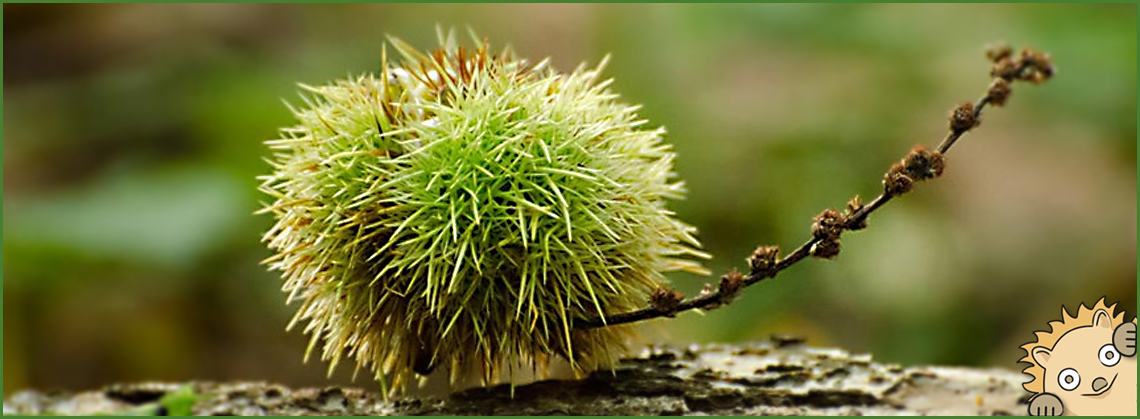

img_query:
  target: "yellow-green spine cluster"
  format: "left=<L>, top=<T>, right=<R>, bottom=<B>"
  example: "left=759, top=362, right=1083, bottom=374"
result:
left=259, top=33, right=704, bottom=394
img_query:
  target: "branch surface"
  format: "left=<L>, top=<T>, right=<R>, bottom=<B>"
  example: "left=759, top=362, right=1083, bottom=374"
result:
left=3, top=340, right=1032, bottom=416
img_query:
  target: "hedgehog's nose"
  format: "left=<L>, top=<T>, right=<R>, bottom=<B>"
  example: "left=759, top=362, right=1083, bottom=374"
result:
left=1092, top=377, right=1108, bottom=392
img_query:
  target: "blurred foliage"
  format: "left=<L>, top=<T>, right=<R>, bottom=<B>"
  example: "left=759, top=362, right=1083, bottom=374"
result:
left=3, top=3, right=1136, bottom=395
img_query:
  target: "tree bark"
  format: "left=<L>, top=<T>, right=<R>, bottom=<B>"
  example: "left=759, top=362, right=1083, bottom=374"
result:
left=4, top=338, right=1031, bottom=416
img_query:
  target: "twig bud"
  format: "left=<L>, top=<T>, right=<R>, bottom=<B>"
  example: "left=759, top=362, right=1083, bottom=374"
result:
left=718, top=270, right=745, bottom=304
left=902, top=145, right=945, bottom=181
left=985, top=43, right=1013, bottom=63
left=991, top=57, right=1019, bottom=80
left=949, top=102, right=979, bottom=133
left=884, top=164, right=915, bottom=196
left=844, top=196, right=868, bottom=230
left=649, top=287, right=685, bottom=316
left=749, top=245, right=780, bottom=276
left=986, top=78, right=1012, bottom=107
left=699, top=283, right=721, bottom=309
left=810, top=236, right=842, bottom=259
left=1018, top=48, right=1054, bottom=84
left=810, top=209, right=845, bottom=258
left=812, top=209, right=846, bottom=240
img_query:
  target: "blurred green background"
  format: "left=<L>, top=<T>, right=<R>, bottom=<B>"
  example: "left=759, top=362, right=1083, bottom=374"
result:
left=4, top=3, right=1136, bottom=395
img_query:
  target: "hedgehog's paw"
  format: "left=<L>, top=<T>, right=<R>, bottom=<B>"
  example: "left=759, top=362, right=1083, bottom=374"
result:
left=1114, top=321, right=1136, bottom=357
left=1028, top=393, right=1064, bottom=416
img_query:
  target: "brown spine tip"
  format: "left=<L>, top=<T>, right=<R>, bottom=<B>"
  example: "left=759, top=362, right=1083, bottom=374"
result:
left=986, top=78, right=1013, bottom=107
left=749, top=245, right=780, bottom=276
left=949, top=102, right=979, bottom=133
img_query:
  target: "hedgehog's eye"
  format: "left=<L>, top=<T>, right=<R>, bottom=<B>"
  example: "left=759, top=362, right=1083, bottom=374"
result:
left=1058, top=368, right=1080, bottom=391
left=1099, top=344, right=1121, bottom=367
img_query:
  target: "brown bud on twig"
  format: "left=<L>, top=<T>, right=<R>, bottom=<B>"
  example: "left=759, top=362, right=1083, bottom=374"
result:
left=846, top=195, right=864, bottom=214
left=902, top=146, right=945, bottom=181
left=987, top=78, right=1012, bottom=107
left=648, top=287, right=684, bottom=316
left=1018, top=48, right=1054, bottom=84
left=749, top=245, right=780, bottom=276
left=991, top=57, right=1020, bottom=80
left=698, top=282, right=721, bottom=309
left=985, top=44, right=1013, bottom=63
left=844, top=196, right=868, bottom=230
left=699, top=283, right=715, bottom=297
left=812, top=209, right=846, bottom=240
left=810, top=236, right=842, bottom=259
left=1019, top=48, right=1053, bottom=70
left=884, top=164, right=914, bottom=196
left=718, top=270, right=745, bottom=304
left=949, top=102, right=979, bottom=133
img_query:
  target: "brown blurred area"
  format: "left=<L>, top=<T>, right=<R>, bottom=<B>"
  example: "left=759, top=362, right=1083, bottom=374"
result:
left=3, top=3, right=1136, bottom=395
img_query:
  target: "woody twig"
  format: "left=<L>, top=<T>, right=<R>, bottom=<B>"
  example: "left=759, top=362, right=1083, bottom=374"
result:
left=576, top=44, right=1054, bottom=329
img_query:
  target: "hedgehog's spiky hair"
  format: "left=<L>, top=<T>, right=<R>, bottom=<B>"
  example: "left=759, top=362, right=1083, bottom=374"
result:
left=258, top=30, right=707, bottom=394
left=1019, top=297, right=1135, bottom=394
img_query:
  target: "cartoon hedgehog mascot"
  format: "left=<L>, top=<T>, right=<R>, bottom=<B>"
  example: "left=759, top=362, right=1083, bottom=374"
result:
left=1021, top=298, right=1136, bottom=416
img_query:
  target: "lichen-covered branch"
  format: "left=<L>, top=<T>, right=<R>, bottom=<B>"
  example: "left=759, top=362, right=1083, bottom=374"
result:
left=2, top=340, right=1033, bottom=416
left=575, top=45, right=1055, bottom=329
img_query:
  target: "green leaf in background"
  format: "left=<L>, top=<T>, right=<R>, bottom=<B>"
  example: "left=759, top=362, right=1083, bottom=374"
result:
left=5, top=167, right=248, bottom=272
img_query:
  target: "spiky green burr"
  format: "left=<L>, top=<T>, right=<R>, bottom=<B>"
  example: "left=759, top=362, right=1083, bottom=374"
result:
left=258, top=33, right=706, bottom=393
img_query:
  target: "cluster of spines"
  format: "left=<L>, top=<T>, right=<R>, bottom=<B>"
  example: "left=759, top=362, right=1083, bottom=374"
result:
left=260, top=32, right=706, bottom=394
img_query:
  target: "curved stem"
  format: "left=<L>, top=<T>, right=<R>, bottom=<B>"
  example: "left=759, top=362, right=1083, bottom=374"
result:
left=574, top=50, right=1050, bottom=330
